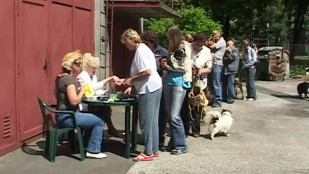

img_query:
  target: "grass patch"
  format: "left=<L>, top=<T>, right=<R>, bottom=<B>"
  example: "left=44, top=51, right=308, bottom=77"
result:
left=294, top=55, right=309, bottom=60
left=290, top=59, right=309, bottom=77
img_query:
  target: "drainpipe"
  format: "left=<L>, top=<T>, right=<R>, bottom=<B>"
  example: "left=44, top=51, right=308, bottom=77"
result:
left=139, top=18, right=144, bottom=33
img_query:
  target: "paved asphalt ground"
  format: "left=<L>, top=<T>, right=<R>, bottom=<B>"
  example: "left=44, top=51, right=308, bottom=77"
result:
left=0, top=79, right=308, bottom=174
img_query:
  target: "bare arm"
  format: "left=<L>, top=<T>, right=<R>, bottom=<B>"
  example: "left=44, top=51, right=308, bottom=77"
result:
left=66, top=84, right=86, bottom=106
left=101, top=75, right=119, bottom=84
left=123, top=69, right=151, bottom=87
left=200, top=67, right=211, bottom=74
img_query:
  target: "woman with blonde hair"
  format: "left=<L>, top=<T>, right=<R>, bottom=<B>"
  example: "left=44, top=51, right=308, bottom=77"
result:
left=77, top=53, right=121, bottom=136
left=160, top=24, right=192, bottom=154
left=55, top=50, right=107, bottom=159
left=118, top=28, right=162, bottom=161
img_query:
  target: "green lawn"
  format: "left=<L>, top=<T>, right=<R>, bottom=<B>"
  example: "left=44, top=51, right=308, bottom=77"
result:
left=294, top=55, right=309, bottom=60
left=290, top=57, right=309, bottom=77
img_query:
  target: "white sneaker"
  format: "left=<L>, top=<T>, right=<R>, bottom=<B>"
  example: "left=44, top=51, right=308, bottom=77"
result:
left=247, top=98, right=254, bottom=101
left=86, top=152, right=107, bottom=159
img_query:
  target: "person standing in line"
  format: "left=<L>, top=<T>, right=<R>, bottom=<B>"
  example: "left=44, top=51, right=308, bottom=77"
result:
left=118, top=29, right=162, bottom=161
left=161, top=25, right=192, bottom=155
left=179, top=38, right=192, bottom=138
left=185, top=33, right=193, bottom=43
left=189, top=32, right=212, bottom=138
left=140, top=31, right=170, bottom=151
left=208, top=30, right=226, bottom=108
left=222, top=40, right=239, bottom=104
left=242, top=39, right=257, bottom=101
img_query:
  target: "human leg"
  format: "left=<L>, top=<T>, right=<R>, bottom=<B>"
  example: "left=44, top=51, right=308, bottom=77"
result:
left=212, top=64, right=222, bottom=106
left=152, top=88, right=162, bottom=153
left=222, top=74, right=228, bottom=102
left=180, top=89, right=190, bottom=137
left=190, top=106, right=201, bottom=137
left=159, top=84, right=168, bottom=148
left=163, top=83, right=173, bottom=149
left=207, top=71, right=214, bottom=94
left=138, top=87, right=162, bottom=156
left=248, top=68, right=257, bottom=100
left=75, top=112, right=105, bottom=153
left=57, top=112, right=105, bottom=154
left=227, top=74, right=235, bottom=103
left=103, top=107, right=120, bottom=136
left=245, top=68, right=250, bottom=98
left=94, top=106, right=121, bottom=137
left=168, top=85, right=187, bottom=150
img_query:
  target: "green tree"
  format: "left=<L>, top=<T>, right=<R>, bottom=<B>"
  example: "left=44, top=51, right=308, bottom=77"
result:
left=190, top=0, right=290, bottom=47
left=144, top=5, right=221, bottom=47
left=287, top=0, right=309, bottom=60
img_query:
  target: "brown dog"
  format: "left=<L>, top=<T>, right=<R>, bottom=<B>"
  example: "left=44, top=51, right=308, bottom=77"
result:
left=234, top=77, right=244, bottom=100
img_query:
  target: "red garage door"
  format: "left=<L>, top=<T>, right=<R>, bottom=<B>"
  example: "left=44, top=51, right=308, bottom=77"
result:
left=19, top=0, right=94, bottom=140
left=48, top=1, right=94, bottom=105
left=18, top=0, right=50, bottom=140
left=0, top=0, right=94, bottom=154
left=0, top=0, right=18, bottom=155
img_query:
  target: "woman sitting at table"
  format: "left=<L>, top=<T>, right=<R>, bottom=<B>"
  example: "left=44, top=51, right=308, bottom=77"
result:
left=77, top=53, right=122, bottom=137
left=55, top=50, right=106, bottom=159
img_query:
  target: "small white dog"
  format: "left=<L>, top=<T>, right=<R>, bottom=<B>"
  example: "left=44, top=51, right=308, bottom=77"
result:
left=203, top=109, right=233, bottom=140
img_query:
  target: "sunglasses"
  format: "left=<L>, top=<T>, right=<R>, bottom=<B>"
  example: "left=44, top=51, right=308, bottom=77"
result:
left=73, top=61, right=82, bottom=67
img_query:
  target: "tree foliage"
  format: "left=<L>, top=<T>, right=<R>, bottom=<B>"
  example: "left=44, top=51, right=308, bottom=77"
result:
left=145, top=0, right=308, bottom=59
left=144, top=5, right=221, bottom=47
left=189, top=0, right=308, bottom=59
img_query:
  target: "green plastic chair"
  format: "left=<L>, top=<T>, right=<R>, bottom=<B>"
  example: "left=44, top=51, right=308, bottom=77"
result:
left=37, top=98, right=85, bottom=162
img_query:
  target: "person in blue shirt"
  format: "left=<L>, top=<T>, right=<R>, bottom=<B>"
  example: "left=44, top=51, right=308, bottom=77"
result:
left=242, top=39, right=257, bottom=101
left=161, top=25, right=192, bottom=155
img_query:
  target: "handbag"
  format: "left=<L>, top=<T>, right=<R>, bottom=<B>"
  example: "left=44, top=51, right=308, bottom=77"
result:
left=188, top=76, right=209, bottom=120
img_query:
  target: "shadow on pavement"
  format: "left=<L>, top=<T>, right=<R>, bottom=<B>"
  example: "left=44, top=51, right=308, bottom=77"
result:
left=271, top=94, right=300, bottom=99
left=20, top=141, right=82, bottom=162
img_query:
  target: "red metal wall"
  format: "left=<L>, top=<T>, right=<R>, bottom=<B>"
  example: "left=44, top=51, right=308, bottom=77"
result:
left=0, top=0, right=94, bottom=156
left=18, top=0, right=50, bottom=140
left=0, top=0, right=18, bottom=155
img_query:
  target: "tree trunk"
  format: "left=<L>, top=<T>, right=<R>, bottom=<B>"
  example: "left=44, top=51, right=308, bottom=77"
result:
left=290, top=1, right=306, bottom=62
left=223, top=15, right=231, bottom=41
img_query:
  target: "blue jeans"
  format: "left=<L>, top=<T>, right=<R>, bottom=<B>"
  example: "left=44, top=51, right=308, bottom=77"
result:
left=163, top=83, right=187, bottom=150
left=245, top=68, right=257, bottom=99
left=222, top=73, right=236, bottom=103
left=138, top=87, right=162, bottom=155
left=208, top=64, right=222, bottom=106
left=56, top=111, right=105, bottom=153
left=159, top=83, right=168, bottom=147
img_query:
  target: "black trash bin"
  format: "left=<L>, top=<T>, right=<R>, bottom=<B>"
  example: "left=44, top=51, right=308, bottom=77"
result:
left=256, top=47, right=289, bottom=81
left=237, top=56, right=269, bottom=81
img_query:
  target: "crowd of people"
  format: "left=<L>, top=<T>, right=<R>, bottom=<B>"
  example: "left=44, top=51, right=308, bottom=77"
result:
left=54, top=24, right=258, bottom=161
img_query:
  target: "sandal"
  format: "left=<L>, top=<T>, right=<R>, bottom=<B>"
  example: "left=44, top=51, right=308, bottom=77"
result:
left=133, top=153, right=153, bottom=161
left=153, top=152, right=159, bottom=157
